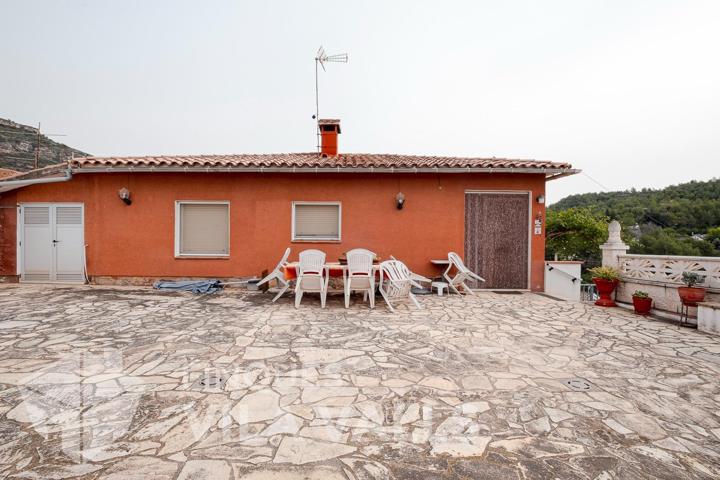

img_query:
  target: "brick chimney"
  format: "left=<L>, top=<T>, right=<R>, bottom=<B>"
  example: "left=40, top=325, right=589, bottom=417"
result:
left=318, top=119, right=341, bottom=156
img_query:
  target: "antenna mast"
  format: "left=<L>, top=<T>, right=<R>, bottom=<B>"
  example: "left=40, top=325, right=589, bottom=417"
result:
left=28, top=122, right=66, bottom=170
left=314, top=46, right=348, bottom=153
left=34, top=122, right=41, bottom=170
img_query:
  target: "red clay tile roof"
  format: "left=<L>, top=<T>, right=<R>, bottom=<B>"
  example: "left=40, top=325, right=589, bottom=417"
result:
left=70, top=153, right=573, bottom=171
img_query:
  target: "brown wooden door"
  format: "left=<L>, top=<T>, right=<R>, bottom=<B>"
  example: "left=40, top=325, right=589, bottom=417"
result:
left=464, top=192, right=529, bottom=289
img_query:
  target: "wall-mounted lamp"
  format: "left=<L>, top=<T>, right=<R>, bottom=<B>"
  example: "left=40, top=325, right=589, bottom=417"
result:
left=395, top=192, right=405, bottom=210
left=118, top=187, right=132, bottom=205
left=536, top=194, right=545, bottom=204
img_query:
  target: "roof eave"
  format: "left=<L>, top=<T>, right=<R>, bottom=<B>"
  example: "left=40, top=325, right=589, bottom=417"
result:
left=0, top=170, right=73, bottom=193
left=69, top=166, right=576, bottom=176
left=545, top=169, right=582, bottom=181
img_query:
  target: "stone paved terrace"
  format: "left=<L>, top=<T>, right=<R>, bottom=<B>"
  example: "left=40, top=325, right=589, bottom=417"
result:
left=0, top=285, right=719, bottom=480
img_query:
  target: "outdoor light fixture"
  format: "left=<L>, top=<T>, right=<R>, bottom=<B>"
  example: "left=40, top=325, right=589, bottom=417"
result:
left=536, top=194, right=545, bottom=204
left=396, top=192, right=405, bottom=210
left=118, top=187, right=132, bottom=205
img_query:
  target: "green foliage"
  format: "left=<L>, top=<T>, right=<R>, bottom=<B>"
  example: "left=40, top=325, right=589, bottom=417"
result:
left=589, top=266, right=620, bottom=281
left=550, top=179, right=720, bottom=258
left=545, top=208, right=608, bottom=263
left=681, top=272, right=705, bottom=288
left=632, top=290, right=649, bottom=298
left=707, top=226, right=720, bottom=249
left=551, top=178, right=720, bottom=234
left=631, top=228, right=717, bottom=256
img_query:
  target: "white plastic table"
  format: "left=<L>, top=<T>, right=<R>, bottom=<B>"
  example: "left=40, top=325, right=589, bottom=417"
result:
left=431, top=281, right=448, bottom=296
left=284, top=262, right=380, bottom=293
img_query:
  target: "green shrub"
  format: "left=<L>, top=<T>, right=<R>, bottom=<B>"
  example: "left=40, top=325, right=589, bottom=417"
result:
left=681, top=272, right=705, bottom=288
left=588, top=266, right=620, bottom=281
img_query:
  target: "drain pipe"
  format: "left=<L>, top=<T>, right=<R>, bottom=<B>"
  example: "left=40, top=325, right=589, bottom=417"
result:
left=83, top=243, right=89, bottom=284
left=0, top=169, right=73, bottom=193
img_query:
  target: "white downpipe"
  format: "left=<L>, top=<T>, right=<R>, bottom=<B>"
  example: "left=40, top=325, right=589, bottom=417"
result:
left=83, top=243, right=89, bottom=284
left=0, top=170, right=72, bottom=193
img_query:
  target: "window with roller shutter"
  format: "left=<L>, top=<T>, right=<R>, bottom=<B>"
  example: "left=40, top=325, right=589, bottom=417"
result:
left=175, top=202, right=230, bottom=256
left=292, top=202, right=341, bottom=241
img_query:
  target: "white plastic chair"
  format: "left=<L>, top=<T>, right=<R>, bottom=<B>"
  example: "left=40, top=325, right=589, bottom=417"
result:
left=257, top=247, right=291, bottom=302
left=378, top=260, right=422, bottom=312
left=344, top=248, right=376, bottom=309
left=442, top=252, right=485, bottom=295
left=295, top=249, right=328, bottom=308
left=390, top=255, right=432, bottom=285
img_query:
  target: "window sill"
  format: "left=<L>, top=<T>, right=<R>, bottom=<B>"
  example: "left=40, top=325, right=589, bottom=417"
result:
left=175, top=255, right=230, bottom=260
left=291, top=240, right=342, bottom=244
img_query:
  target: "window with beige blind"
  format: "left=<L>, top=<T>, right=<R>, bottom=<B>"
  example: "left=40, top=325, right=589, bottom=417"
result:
left=292, top=202, right=341, bottom=241
left=175, top=201, right=230, bottom=256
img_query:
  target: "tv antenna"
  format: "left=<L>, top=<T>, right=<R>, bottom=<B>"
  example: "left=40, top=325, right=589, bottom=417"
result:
left=314, top=46, right=348, bottom=153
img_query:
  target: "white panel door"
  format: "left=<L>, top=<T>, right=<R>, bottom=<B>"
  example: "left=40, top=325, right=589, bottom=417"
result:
left=21, top=204, right=85, bottom=283
left=54, top=206, right=85, bottom=282
left=22, top=206, right=53, bottom=282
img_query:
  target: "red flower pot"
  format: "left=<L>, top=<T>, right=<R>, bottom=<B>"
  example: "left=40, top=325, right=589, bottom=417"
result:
left=678, top=287, right=706, bottom=307
left=593, top=278, right=618, bottom=307
left=632, top=296, right=652, bottom=315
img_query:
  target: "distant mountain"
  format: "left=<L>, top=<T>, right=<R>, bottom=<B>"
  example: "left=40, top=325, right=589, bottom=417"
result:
left=551, top=178, right=720, bottom=235
left=0, top=118, right=90, bottom=173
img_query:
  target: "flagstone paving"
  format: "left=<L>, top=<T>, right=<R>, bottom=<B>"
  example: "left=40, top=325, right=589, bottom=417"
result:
left=0, top=284, right=719, bottom=479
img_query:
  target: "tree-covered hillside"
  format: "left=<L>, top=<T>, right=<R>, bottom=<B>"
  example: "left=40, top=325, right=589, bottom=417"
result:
left=551, top=178, right=720, bottom=234
left=548, top=178, right=720, bottom=264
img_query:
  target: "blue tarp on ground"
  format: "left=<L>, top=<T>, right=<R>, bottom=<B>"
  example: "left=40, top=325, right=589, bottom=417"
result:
left=153, top=279, right=224, bottom=294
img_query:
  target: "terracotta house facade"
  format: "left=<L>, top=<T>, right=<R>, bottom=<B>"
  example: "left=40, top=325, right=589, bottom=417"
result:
left=0, top=120, right=577, bottom=291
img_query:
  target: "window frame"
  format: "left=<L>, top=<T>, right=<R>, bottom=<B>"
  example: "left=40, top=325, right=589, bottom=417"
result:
left=174, top=200, right=231, bottom=258
left=291, top=201, right=342, bottom=242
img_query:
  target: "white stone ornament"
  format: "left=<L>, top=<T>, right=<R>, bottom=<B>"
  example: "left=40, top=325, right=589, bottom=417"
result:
left=601, top=220, right=629, bottom=269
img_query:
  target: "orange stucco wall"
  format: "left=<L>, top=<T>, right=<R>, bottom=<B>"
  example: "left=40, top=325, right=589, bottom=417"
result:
left=0, top=172, right=548, bottom=290
left=0, top=190, right=18, bottom=280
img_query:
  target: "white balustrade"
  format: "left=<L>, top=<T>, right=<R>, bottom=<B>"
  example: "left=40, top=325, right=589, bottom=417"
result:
left=599, top=222, right=720, bottom=318
left=618, top=254, right=720, bottom=292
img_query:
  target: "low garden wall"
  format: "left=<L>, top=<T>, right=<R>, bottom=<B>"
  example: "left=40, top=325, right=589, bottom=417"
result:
left=616, top=254, right=720, bottom=319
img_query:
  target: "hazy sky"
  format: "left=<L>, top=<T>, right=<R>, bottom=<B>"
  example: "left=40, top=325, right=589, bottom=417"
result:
left=2, top=0, right=718, bottom=202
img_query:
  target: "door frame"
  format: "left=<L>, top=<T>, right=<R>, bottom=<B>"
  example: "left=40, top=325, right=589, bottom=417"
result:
left=463, top=190, right=532, bottom=290
left=17, top=202, right=86, bottom=283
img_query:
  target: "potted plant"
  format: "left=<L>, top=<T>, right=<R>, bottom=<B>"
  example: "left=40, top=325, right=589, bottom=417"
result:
left=589, top=266, right=620, bottom=307
left=632, top=290, right=652, bottom=315
left=678, top=272, right=706, bottom=306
